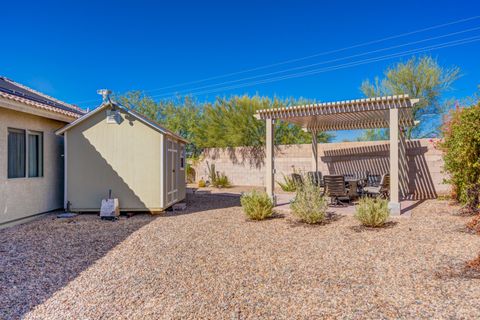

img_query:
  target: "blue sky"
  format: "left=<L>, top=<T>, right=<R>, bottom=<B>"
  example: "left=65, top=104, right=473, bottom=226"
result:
left=1, top=0, right=479, bottom=141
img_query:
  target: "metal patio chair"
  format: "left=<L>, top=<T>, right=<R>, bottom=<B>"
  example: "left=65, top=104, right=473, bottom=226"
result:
left=364, top=173, right=390, bottom=199
left=307, top=171, right=324, bottom=188
left=324, top=174, right=350, bottom=206
left=291, top=173, right=304, bottom=189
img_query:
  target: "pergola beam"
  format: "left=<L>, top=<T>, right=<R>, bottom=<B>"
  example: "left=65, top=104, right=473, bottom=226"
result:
left=389, top=108, right=400, bottom=214
left=257, top=95, right=420, bottom=215
left=265, top=118, right=275, bottom=204
left=311, top=129, right=318, bottom=172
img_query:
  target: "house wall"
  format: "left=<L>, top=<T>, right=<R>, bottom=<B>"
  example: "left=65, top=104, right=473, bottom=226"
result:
left=66, top=106, right=164, bottom=211
left=0, top=107, right=65, bottom=225
left=194, top=139, right=449, bottom=199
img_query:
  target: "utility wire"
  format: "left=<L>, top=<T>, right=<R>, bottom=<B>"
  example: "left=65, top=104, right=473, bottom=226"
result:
left=143, top=15, right=480, bottom=93
left=157, top=36, right=480, bottom=98
left=151, top=26, right=480, bottom=98
left=73, top=15, right=480, bottom=105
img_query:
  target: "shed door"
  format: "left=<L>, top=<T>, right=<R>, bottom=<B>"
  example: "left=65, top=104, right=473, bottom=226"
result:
left=166, top=139, right=178, bottom=205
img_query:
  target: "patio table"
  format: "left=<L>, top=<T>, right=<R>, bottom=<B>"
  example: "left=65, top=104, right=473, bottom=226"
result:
left=344, top=178, right=361, bottom=198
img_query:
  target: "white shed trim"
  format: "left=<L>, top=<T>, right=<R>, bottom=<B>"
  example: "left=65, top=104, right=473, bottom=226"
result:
left=55, top=101, right=188, bottom=144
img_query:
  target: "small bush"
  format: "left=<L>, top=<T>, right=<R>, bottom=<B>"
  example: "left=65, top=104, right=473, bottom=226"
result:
left=241, top=191, right=274, bottom=220
left=277, top=173, right=297, bottom=192
left=290, top=176, right=327, bottom=224
left=207, top=162, right=231, bottom=188
left=440, top=103, right=480, bottom=213
left=198, top=179, right=206, bottom=188
left=212, top=172, right=231, bottom=188
left=186, top=164, right=196, bottom=183
left=354, top=197, right=390, bottom=227
left=466, top=214, right=480, bottom=234
left=466, top=253, right=480, bottom=272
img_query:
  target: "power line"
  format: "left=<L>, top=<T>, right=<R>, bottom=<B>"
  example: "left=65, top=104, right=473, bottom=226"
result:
left=73, top=15, right=480, bottom=105
left=143, top=15, right=480, bottom=93
left=156, top=36, right=480, bottom=98
left=151, top=26, right=480, bottom=98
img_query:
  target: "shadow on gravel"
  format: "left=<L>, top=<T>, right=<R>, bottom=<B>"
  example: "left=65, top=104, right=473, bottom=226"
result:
left=434, top=262, right=480, bottom=280
left=0, top=212, right=156, bottom=319
left=349, top=221, right=398, bottom=233
left=286, top=213, right=344, bottom=228
left=243, top=213, right=286, bottom=222
left=161, top=192, right=241, bottom=217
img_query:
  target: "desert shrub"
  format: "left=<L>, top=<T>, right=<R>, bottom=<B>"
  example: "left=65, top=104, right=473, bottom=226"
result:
left=440, top=103, right=480, bottom=213
left=241, top=191, right=274, bottom=220
left=354, top=197, right=390, bottom=227
left=207, top=162, right=231, bottom=188
left=186, top=163, right=196, bottom=183
left=212, top=172, right=231, bottom=188
left=466, top=214, right=480, bottom=234
left=290, top=176, right=327, bottom=224
left=277, top=173, right=297, bottom=192
left=198, top=179, right=206, bottom=188
left=466, top=253, right=480, bottom=272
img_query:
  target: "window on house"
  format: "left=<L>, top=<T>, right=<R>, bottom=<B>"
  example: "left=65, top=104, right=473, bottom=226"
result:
left=8, top=128, right=26, bottom=178
left=28, top=131, right=43, bottom=177
left=7, top=129, right=44, bottom=179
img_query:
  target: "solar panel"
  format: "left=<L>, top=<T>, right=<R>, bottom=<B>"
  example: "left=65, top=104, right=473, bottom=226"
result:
left=0, top=77, right=84, bottom=115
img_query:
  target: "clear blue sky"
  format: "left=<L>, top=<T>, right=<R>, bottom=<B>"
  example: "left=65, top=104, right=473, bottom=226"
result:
left=1, top=0, right=479, bottom=141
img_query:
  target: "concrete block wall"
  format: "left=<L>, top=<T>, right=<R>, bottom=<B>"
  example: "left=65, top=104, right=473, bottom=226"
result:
left=194, top=139, right=449, bottom=199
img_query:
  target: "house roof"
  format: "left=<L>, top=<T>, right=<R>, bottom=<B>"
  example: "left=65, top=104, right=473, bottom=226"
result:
left=55, top=100, right=188, bottom=144
left=0, top=76, right=85, bottom=119
left=255, top=94, right=420, bottom=131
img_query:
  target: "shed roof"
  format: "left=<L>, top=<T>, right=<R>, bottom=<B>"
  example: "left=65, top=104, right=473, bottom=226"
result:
left=255, top=95, right=419, bottom=131
left=0, top=76, right=85, bottom=119
left=55, top=100, right=188, bottom=143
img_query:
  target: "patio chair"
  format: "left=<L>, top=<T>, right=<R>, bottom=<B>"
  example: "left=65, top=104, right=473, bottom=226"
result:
left=363, top=173, right=390, bottom=199
left=291, top=173, right=304, bottom=189
left=353, top=171, right=369, bottom=187
left=307, top=171, right=324, bottom=188
left=366, top=173, right=381, bottom=187
left=324, top=175, right=350, bottom=206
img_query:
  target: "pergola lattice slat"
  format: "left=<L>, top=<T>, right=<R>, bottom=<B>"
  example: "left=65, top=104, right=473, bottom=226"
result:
left=255, top=94, right=420, bottom=215
left=255, top=94, right=418, bottom=132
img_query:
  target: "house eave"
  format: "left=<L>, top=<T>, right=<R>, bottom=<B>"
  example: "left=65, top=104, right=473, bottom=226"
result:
left=0, top=96, right=79, bottom=123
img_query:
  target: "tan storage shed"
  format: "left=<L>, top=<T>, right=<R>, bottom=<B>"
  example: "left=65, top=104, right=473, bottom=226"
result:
left=56, top=99, right=187, bottom=212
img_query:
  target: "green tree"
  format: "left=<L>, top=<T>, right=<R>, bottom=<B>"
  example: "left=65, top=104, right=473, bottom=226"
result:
left=360, top=55, right=461, bottom=139
left=116, top=91, right=203, bottom=156
left=440, top=102, right=480, bottom=212
left=117, top=92, right=333, bottom=153
left=116, top=91, right=160, bottom=121
left=356, top=129, right=389, bottom=142
left=158, top=97, right=202, bottom=156
left=195, top=95, right=333, bottom=148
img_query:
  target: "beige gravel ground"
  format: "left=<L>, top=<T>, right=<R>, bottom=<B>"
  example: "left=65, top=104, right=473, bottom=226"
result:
left=1, top=192, right=480, bottom=319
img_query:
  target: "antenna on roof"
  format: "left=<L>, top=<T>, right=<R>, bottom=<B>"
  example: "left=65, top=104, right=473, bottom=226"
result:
left=97, top=89, right=112, bottom=104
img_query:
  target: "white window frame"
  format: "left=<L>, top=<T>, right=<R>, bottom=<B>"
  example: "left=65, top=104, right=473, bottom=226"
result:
left=27, top=130, right=44, bottom=178
left=7, top=127, right=44, bottom=179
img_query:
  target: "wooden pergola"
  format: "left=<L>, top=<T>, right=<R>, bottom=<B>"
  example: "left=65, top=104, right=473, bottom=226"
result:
left=255, top=94, right=420, bottom=214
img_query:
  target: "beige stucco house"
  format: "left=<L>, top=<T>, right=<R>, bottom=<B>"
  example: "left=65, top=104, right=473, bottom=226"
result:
left=0, top=76, right=84, bottom=226
left=56, top=98, right=187, bottom=212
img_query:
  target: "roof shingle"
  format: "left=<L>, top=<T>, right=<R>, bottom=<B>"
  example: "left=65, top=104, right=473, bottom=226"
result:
left=0, top=76, right=85, bottom=118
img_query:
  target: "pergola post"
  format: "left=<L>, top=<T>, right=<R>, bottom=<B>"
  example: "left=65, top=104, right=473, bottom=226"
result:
left=311, top=130, right=318, bottom=172
left=265, top=118, right=275, bottom=204
left=389, top=108, right=401, bottom=215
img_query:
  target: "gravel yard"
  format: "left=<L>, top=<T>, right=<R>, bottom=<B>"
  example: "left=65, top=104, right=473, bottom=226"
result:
left=2, top=193, right=480, bottom=319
